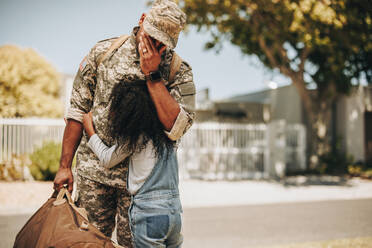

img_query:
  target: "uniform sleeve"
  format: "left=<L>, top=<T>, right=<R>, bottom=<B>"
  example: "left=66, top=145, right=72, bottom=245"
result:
left=65, top=69, right=95, bottom=123
left=88, top=134, right=131, bottom=168
left=65, top=41, right=112, bottom=123
left=165, top=61, right=196, bottom=141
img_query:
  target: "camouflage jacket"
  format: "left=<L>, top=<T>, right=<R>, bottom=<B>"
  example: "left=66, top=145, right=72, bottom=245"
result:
left=66, top=28, right=196, bottom=188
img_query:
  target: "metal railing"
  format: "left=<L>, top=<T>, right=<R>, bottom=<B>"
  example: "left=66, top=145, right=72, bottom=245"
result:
left=0, top=118, right=65, bottom=162
left=177, top=122, right=306, bottom=180
left=0, top=119, right=306, bottom=179
left=177, top=123, right=268, bottom=180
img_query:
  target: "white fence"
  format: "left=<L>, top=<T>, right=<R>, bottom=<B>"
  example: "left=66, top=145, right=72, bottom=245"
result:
left=178, top=123, right=267, bottom=180
left=0, top=118, right=65, bottom=162
left=0, top=118, right=306, bottom=179
left=177, top=121, right=306, bottom=180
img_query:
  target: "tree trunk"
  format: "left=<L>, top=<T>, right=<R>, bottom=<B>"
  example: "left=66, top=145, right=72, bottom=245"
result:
left=290, top=76, right=335, bottom=170
left=283, top=72, right=337, bottom=170
left=256, top=35, right=336, bottom=170
left=308, top=101, right=333, bottom=170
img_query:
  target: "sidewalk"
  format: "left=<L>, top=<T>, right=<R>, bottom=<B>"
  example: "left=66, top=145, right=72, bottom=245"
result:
left=1, top=176, right=372, bottom=215
left=180, top=176, right=372, bottom=208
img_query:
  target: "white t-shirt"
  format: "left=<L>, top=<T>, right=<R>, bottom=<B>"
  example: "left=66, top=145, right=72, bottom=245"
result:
left=88, top=134, right=156, bottom=195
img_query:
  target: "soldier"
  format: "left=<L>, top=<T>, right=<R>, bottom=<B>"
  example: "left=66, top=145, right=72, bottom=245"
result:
left=53, top=0, right=195, bottom=247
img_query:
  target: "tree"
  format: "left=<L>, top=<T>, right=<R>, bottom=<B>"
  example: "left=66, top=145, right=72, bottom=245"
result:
left=0, top=45, right=63, bottom=118
left=178, top=0, right=371, bottom=167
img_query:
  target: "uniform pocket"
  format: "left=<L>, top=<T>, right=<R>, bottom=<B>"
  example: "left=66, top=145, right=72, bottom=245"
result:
left=146, top=215, right=170, bottom=239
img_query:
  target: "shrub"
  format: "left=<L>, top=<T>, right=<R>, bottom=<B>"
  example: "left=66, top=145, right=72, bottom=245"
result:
left=0, top=154, right=33, bottom=181
left=317, top=137, right=372, bottom=178
left=348, top=163, right=372, bottom=179
left=317, top=137, right=356, bottom=175
left=348, top=164, right=363, bottom=176
left=29, top=141, right=62, bottom=181
left=361, top=169, right=372, bottom=179
left=318, top=150, right=354, bottom=175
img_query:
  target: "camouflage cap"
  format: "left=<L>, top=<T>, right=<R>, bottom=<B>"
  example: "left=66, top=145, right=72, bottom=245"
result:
left=143, top=0, right=186, bottom=49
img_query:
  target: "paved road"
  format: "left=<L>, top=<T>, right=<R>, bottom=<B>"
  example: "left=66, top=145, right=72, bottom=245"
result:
left=182, top=198, right=372, bottom=248
left=1, top=199, right=372, bottom=248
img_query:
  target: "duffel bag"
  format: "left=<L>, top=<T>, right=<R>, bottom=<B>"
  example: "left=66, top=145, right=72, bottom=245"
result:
left=13, top=186, right=126, bottom=248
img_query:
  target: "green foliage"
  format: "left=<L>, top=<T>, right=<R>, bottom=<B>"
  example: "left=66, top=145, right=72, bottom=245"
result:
left=361, top=169, right=372, bottom=179
left=180, top=0, right=371, bottom=90
left=176, top=0, right=371, bottom=164
left=318, top=150, right=354, bottom=175
left=0, top=154, right=33, bottom=181
left=348, top=165, right=363, bottom=176
left=0, top=45, right=63, bottom=118
left=318, top=137, right=354, bottom=174
left=348, top=164, right=372, bottom=179
left=29, top=141, right=62, bottom=181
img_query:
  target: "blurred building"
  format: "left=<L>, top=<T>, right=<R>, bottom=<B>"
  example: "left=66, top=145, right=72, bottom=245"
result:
left=195, top=88, right=271, bottom=123
left=336, top=86, right=372, bottom=165
left=195, top=85, right=372, bottom=166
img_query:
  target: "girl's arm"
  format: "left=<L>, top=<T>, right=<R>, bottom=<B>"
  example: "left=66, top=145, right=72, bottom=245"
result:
left=83, top=112, right=131, bottom=168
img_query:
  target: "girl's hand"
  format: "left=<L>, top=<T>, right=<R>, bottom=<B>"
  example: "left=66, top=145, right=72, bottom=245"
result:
left=82, top=112, right=95, bottom=138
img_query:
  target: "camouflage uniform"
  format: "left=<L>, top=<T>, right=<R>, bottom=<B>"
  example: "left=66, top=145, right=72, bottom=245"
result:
left=66, top=27, right=195, bottom=247
left=75, top=174, right=132, bottom=246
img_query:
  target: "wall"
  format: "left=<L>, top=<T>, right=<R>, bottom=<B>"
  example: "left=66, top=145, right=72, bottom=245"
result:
left=337, top=86, right=366, bottom=162
left=270, top=85, right=303, bottom=124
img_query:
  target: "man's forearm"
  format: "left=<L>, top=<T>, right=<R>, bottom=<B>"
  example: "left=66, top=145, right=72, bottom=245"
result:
left=59, top=119, right=84, bottom=169
left=146, top=80, right=180, bottom=131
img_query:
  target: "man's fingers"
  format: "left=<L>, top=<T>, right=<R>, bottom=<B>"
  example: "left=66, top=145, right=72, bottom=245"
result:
left=53, top=183, right=61, bottom=191
left=139, top=42, right=148, bottom=58
left=145, top=34, right=157, bottom=53
left=53, top=178, right=60, bottom=190
left=142, top=36, right=154, bottom=56
left=142, top=34, right=154, bottom=53
left=68, top=181, right=73, bottom=193
left=139, top=42, right=144, bottom=55
left=140, top=41, right=151, bottom=60
left=138, top=43, right=143, bottom=56
left=159, top=45, right=167, bottom=55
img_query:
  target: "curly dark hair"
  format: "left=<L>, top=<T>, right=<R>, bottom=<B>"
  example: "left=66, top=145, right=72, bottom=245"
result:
left=108, top=80, right=174, bottom=159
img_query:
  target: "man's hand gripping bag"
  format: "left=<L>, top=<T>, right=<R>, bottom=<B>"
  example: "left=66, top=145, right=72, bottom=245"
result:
left=13, top=187, right=126, bottom=248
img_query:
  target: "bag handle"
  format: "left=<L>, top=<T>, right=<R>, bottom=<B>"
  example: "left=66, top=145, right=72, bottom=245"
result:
left=56, top=186, right=73, bottom=204
left=54, top=185, right=90, bottom=220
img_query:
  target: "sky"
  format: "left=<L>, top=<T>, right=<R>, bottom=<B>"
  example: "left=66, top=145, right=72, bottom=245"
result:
left=0, top=0, right=291, bottom=100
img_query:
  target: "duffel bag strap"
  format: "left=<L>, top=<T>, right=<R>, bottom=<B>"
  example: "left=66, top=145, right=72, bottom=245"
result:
left=56, top=186, right=73, bottom=204
left=54, top=186, right=89, bottom=220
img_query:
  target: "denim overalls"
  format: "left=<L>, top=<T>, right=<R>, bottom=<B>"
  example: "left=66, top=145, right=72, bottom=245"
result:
left=128, top=147, right=183, bottom=248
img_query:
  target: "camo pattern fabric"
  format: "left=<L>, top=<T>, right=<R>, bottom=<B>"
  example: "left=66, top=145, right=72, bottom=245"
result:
left=67, top=27, right=195, bottom=247
left=75, top=175, right=133, bottom=248
left=66, top=27, right=196, bottom=188
left=143, top=0, right=187, bottom=49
